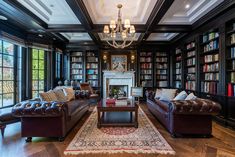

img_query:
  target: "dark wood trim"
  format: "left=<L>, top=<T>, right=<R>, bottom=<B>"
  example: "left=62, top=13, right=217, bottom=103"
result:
left=152, top=25, right=192, bottom=33
left=47, top=24, right=87, bottom=32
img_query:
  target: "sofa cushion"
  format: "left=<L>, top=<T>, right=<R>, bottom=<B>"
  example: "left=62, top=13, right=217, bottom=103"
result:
left=39, top=90, right=58, bottom=101
left=159, top=89, right=177, bottom=101
left=63, top=87, right=75, bottom=101
left=185, top=93, right=197, bottom=100
left=174, top=91, right=188, bottom=100
left=66, top=99, right=89, bottom=115
left=154, top=99, right=171, bottom=112
left=54, top=89, right=67, bottom=102
left=154, top=89, right=162, bottom=99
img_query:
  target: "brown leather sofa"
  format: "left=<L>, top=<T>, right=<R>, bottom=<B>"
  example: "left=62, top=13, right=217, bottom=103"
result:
left=146, top=90, right=221, bottom=137
left=12, top=97, right=90, bottom=142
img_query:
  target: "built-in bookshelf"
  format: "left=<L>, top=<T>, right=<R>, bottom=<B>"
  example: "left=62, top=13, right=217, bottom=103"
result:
left=200, top=31, right=220, bottom=95
left=184, top=41, right=196, bottom=91
left=86, top=51, right=99, bottom=87
left=70, top=52, right=84, bottom=81
left=139, top=52, right=153, bottom=87
left=155, top=52, right=168, bottom=87
left=226, top=21, right=235, bottom=96
left=174, top=48, right=182, bottom=89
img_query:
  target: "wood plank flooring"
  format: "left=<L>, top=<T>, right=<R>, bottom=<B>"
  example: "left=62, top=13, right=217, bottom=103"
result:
left=1, top=104, right=235, bottom=157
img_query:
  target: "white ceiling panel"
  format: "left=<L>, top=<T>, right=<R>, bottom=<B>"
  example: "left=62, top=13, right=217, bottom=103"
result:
left=159, top=0, right=224, bottom=25
left=17, top=0, right=81, bottom=24
left=83, top=0, right=158, bottom=24
left=60, top=33, right=92, bottom=41
left=147, top=33, right=178, bottom=41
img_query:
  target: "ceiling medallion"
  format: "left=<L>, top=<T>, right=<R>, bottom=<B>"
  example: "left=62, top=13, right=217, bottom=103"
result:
left=103, top=4, right=136, bottom=49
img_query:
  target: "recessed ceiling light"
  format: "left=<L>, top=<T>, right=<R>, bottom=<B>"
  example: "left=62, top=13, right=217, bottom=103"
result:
left=185, top=4, right=190, bottom=9
left=38, top=34, right=43, bottom=37
left=0, top=15, right=7, bottom=20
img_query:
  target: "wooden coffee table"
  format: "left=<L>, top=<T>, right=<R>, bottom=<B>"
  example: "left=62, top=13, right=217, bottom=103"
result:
left=97, top=99, right=138, bottom=128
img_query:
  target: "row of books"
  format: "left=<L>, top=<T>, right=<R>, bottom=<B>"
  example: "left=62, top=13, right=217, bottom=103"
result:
left=176, top=69, right=181, bottom=74
left=141, top=81, right=152, bottom=87
left=230, top=34, right=235, bottom=44
left=201, top=81, right=218, bottom=94
left=186, top=42, right=195, bottom=50
left=156, top=69, right=167, bottom=75
left=87, top=57, right=98, bottom=62
left=227, top=83, right=235, bottom=96
left=186, top=74, right=196, bottom=80
left=203, top=40, right=219, bottom=52
left=71, top=69, right=82, bottom=74
left=71, top=63, right=83, bottom=69
left=156, top=75, right=167, bottom=79
left=186, top=58, right=196, bottom=66
left=156, top=63, right=167, bottom=69
left=140, top=57, right=152, bottom=62
left=140, top=63, right=152, bottom=68
left=204, top=73, right=219, bottom=81
left=176, top=62, right=181, bottom=68
left=86, top=52, right=95, bottom=57
left=140, top=75, right=152, bottom=79
left=175, top=81, right=182, bottom=88
left=71, top=52, right=83, bottom=56
left=204, top=54, right=219, bottom=63
left=185, top=81, right=196, bottom=91
left=71, top=75, right=83, bottom=80
left=202, top=32, right=219, bottom=43
left=71, top=57, right=83, bottom=62
left=140, top=52, right=152, bottom=56
left=86, top=74, right=98, bottom=79
left=187, top=67, right=196, bottom=73
left=203, top=63, right=219, bottom=72
left=88, top=80, right=98, bottom=87
left=87, top=69, right=98, bottom=75
left=231, top=47, right=235, bottom=58
left=230, top=72, right=235, bottom=82
left=176, top=74, right=181, bottom=80
left=176, top=56, right=182, bottom=61
left=140, top=70, right=152, bottom=74
left=156, top=57, right=167, bottom=62
left=156, top=81, right=168, bottom=87
left=187, top=50, right=196, bottom=57
left=156, top=52, right=167, bottom=56
left=86, top=63, right=98, bottom=69
left=176, top=48, right=182, bottom=54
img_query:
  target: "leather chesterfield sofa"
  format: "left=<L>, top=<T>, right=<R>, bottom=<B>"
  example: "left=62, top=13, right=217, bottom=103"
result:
left=12, top=97, right=90, bottom=142
left=146, top=90, right=221, bottom=137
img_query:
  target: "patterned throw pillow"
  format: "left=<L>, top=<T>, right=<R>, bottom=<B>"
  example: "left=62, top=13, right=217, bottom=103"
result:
left=39, top=90, right=58, bottom=102
left=154, top=88, right=162, bottom=99
left=63, top=87, right=75, bottom=101
left=173, top=91, right=188, bottom=100
left=54, top=89, right=67, bottom=102
left=159, top=88, right=177, bottom=101
left=185, top=93, right=197, bottom=100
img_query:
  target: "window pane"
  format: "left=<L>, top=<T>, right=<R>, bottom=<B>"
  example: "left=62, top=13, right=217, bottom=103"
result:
left=32, top=91, right=39, bottom=98
left=0, top=68, right=2, bottom=80
left=0, top=82, right=2, bottom=94
left=39, top=70, right=44, bottom=80
left=0, top=95, right=2, bottom=107
left=39, top=81, right=44, bottom=90
left=3, top=68, right=14, bottom=80
left=32, top=81, right=38, bottom=90
left=3, top=42, right=14, bottom=55
left=32, top=59, right=38, bottom=69
left=32, top=70, right=38, bottom=79
left=0, top=54, right=2, bottom=66
left=39, top=50, right=44, bottom=59
left=3, top=55, right=14, bottom=67
left=0, top=41, right=2, bottom=53
left=3, top=81, right=14, bottom=93
left=32, top=49, right=38, bottom=59
left=39, top=60, right=44, bottom=69
left=3, top=93, right=14, bottom=106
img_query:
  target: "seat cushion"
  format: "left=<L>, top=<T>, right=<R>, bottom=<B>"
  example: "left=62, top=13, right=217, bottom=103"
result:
left=154, top=99, right=171, bottom=112
left=66, top=99, right=89, bottom=115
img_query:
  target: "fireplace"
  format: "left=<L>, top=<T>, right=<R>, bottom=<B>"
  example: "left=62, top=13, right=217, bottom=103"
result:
left=109, top=85, right=128, bottom=98
left=103, top=71, right=135, bottom=98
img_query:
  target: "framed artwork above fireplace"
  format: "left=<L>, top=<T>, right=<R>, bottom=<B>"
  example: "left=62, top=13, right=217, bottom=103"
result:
left=111, top=55, right=127, bottom=71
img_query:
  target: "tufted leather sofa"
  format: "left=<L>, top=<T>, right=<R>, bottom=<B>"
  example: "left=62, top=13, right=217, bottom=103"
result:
left=146, top=90, right=221, bottom=137
left=12, top=97, right=90, bottom=142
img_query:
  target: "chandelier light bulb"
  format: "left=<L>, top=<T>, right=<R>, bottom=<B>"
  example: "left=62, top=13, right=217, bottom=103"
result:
left=124, top=19, right=130, bottom=28
left=111, top=32, right=116, bottom=38
left=130, top=25, right=135, bottom=34
left=110, top=20, right=116, bottom=29
left=103, top=25, right=109, bottom=34
left=122, top=32, right=127, bottom=39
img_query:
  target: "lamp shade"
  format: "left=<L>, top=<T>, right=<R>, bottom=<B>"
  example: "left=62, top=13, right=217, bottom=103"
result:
left=103, top=25, right=109, bottom=33
left=124, top=19, right=130, bottom=28
left=130, top=25, right=135, bottom=33
left=110, top=20, right=116, bottom=29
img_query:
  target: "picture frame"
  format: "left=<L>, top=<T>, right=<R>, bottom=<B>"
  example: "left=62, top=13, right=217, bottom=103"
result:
left=131, top=87, right=143, bottom=97
left=111, top=55, right=127, bottom=71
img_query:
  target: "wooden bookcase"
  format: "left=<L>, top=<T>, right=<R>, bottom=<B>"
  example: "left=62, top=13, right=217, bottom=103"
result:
left=154, top=52, right=168, bottom=88
left=173, top=48, right=183, bottom=89
left=200, top=30, right=220, bottom=95
left=139, top=52, right=153, bottom=87
left=85, top=51, right=100, bottom=88
left=184, top=41, right=196, bottom=92
left=70, top=52, right=84, bottom=82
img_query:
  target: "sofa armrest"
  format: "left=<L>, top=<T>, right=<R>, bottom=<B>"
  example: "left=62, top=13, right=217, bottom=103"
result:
left=145, top=90, right=155, bottom=101
left=171, top=98, right=221, bottom=115
left=12, top=101, right=68, bottom=118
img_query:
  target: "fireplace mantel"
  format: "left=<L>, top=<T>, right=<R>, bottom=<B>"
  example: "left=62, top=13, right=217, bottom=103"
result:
left=103, top=71, right=135, bottom=98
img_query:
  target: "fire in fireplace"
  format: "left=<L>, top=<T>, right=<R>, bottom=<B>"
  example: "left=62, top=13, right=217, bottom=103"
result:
left=109, top=85, right=128, bottom=98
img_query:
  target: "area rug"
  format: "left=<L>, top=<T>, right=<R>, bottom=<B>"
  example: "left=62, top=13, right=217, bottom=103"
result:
left=64, top=107, right=175, bottom=155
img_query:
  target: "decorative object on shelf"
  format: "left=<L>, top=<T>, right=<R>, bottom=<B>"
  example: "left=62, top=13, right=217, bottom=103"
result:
left=111, top=55, right=127, bottom=71
left=58, top=80, right=62, bottom=86
left=64, top=80, right=69, bottom=86
left=103, top=54, right=107, bottom=63
left=103, top=4, right=136, bottom=49
left=131, top=55, right=135, bottom=63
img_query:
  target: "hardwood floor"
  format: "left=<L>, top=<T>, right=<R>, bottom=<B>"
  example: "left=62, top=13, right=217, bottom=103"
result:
left=1, top=104, right=235, bottom=157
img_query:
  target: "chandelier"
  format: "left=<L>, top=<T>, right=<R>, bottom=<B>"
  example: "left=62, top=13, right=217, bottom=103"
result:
left=103, top=4, right=136, bottom=49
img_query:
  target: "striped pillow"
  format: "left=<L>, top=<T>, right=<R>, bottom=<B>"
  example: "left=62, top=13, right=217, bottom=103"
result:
left=39, top=90, right=58, bottom=102
left=54, top=89, right=67, bottom=102
left=63, top=87, right=75, bottom=101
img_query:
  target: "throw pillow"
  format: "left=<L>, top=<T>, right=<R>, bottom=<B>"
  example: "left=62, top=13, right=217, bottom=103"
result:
left=173, top=91, right=188, bottom=100
left=185, top=93, right=197, bottom=100
left=63, top=87, right=75, bottom=101
left=159, top=88, right=177, bottom=101
left=154, top=88, right=162, bottom=99
left=54, top=89, right=67, bottom=102
left=39, top=90, right=58, bottom=102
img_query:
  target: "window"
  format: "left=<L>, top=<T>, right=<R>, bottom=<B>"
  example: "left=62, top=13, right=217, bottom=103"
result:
left=0, top=40, right=15, bottom=107
left=32, top=48, right=45, bottom=98
left=17, top=46, right=22, bottom=102
left=56, top=52, right=61, bottom=79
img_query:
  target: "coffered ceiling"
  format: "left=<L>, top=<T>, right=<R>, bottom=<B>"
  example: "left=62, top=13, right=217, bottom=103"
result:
left=147, top=33, right=178, bottom=41
left=60, top=33, right=92, bottom=41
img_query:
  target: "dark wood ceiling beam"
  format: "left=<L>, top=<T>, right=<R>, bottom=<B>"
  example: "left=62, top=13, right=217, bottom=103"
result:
left=47, top=24, right=86, bottom=32
left=152, top=25, right=192, bottom=33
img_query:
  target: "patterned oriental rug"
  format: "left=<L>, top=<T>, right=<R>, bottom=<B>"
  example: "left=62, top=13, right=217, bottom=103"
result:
left=64, top=107, right=175, bottom=155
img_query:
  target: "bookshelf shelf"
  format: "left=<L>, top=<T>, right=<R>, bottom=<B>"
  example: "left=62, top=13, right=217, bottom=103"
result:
left=174, top=48, right=182, bottom=89
left=155, top=52, right=168, bottom=88
left=139, top=52, right=153, bottom=87
left=86, top=51, right=99, bottom=87
left=70, top=52, right=84, bottom=81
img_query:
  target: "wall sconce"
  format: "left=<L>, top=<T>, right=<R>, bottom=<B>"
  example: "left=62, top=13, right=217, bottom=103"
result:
left=131, top=55, right=135, bottom=63
left=103, top=54, right=107, bottom=63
